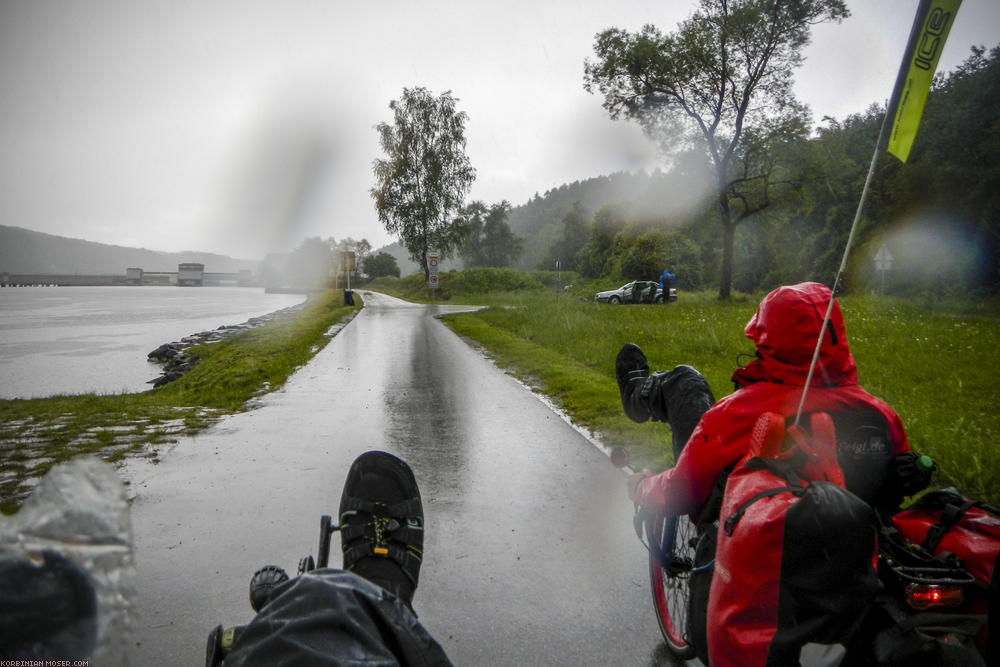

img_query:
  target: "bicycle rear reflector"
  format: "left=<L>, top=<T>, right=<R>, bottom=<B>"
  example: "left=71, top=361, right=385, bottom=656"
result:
left=904, top=583, right=964, bottom=610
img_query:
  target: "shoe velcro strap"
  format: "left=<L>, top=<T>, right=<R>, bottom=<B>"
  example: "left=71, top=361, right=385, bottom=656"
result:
left=342, top=540, right=423, bottom=583
left=340, top=496, right=422, bottom=520
left=388, top=544, right=422, bottom=584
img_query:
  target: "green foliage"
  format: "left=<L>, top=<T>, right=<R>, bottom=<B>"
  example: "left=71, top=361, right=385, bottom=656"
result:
left=576, top=203, right=626, bottom=277
left=449, top=268, right=543, bottom=293
left=538, top=202, right=591, bottom=271
left=366, top=274, right=432, bottom=299
left=500, top=43, right=997, bottom=298
left=584, top=0, right=848, bottom=298
left=371, top=87, right=476, bottom=278
left=879, top=45, right=1000, bottom=293
left=363, top=251, right=401, bottom=278
left=528, top=270, right=580, bottom=291
left=508, top=170, right=710, bottom=272
left=741, top=45, right=1000, bottom=297
left=615, top=230, right=704, bottom=288
left=456, top=200, right=524, bottom=268
left=619, top=232, right=663, bottom=278
left=563, top=202, right=707, bottom=289
left=369, top=268, right=545, bottom=302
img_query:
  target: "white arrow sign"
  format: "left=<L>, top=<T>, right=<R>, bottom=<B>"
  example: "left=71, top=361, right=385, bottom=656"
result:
left=874, top=244, right=894, bottom=272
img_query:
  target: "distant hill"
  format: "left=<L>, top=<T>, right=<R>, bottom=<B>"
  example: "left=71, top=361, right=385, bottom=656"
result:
left=505, top=169, right=709, bottom=270
left=0, top=225, right=259, bottom=274
left=372, top=168, right=710, bottom=274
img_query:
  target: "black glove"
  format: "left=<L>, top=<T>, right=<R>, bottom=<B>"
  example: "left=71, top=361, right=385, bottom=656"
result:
left=893, top=452, right=935, bottom=497
left=0, top=550, right=97, bottom=659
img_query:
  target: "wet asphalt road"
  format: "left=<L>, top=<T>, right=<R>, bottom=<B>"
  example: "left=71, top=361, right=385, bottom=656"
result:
left=125, top=291, right=673, bottom=665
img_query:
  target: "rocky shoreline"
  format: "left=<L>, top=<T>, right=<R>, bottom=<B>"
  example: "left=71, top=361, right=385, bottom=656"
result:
left=146, top=301, right=309, bottom=387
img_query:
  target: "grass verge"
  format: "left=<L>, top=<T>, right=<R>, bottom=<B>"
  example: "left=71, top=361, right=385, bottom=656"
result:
left=0, top=289, right=360, bottom=512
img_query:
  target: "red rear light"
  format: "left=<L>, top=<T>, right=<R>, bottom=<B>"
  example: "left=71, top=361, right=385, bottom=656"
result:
left=905, top=583, right=964, bottom=610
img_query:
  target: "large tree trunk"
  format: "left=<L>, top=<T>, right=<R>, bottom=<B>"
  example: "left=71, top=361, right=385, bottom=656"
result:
left=716, top=187, right=736, bottom=300
left=718, top=220, right=735, bottom=300
left=420, top=221, right=429, bottom=282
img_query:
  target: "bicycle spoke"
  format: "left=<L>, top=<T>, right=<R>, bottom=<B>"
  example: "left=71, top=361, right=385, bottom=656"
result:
left=648, top=514, right=697, bottom=660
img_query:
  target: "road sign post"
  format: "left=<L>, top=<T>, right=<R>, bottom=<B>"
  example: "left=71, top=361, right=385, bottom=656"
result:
left=338, top=251, right=357, bottom=290
left=555, top=260, right=561, bottom=303
left=873, top=244, right=894, bottom=294
left=428, top=250, right=440, bottom=291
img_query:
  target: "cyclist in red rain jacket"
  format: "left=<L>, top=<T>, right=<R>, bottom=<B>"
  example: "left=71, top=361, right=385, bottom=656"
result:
left=618, top=282, right=931, bottom=519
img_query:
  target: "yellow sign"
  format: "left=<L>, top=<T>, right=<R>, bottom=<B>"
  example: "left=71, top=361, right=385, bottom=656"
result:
left=887, top=0, right=962, bottom=163
left=340, top=251, right=357, bottom=272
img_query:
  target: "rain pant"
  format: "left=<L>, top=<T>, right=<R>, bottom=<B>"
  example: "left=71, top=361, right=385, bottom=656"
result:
left=224, top=569, right=452, bottom=666
left=631, top=282, right=911, bottom=519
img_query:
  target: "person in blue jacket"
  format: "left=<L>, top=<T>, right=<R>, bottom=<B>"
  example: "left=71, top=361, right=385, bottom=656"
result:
left=659, top=269, right=676, bottom=291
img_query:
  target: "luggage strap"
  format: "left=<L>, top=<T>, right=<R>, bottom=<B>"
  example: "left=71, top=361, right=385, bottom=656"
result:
left=923, top=499, right=979, bottom=553
left=723, top=485, right=805, bottom=537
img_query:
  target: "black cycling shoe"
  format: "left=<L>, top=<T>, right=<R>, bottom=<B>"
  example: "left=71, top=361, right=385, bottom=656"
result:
left=616, top=343, right=651, bottom=423
left=339, top=451, right=424, bottom=605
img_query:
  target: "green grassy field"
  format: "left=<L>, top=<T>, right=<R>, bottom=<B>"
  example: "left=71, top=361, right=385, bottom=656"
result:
left=372, top=273, right=1000, bottom=504
left=0, top=289, right=360, bottom=512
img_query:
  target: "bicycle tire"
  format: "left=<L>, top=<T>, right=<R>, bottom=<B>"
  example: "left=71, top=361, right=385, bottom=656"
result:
left=648, top=513, right=698, bottom=660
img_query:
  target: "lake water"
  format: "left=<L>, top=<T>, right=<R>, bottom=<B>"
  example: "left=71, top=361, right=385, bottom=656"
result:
left=0, top=286, right=307, bottom=399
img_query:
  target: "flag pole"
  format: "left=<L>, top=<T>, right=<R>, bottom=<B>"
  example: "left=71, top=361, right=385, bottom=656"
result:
left=793, top=113, right=890, bottom=425
left=793, top=0, right=962, bottom=426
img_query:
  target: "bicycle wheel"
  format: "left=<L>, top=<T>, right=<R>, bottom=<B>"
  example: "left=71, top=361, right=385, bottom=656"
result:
left=648, top=513, right=698, bottom=660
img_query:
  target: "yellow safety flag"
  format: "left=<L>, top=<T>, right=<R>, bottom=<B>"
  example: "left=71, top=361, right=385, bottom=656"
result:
left=886, top=0, right=963, bottom=162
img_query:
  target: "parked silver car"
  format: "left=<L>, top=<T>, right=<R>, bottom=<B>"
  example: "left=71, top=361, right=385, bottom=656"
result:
left=594, top=280, right=677, bottom=304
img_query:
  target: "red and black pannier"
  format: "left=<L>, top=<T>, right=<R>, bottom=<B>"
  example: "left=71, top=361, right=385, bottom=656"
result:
left=891, top=488, right=1000, bottom=660
left=707, top=412, right=880, bottom=667
left=892, top=489, right=1000, bottom=591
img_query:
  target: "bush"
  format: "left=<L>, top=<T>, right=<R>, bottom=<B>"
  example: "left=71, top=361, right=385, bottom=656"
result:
left=363, top=251, right=401, bottom=278
left=449, top=268, right=544, bottom=294
left=600, top=229, right=706, bottom=289
left=528, top=270, right=580, bottom=291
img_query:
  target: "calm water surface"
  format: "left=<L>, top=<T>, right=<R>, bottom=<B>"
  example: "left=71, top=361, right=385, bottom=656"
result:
left=0, top=286, right=306, bottom=399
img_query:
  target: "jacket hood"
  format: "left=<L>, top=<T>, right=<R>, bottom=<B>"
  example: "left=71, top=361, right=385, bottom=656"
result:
left=741, top=282, right=857, bottom=386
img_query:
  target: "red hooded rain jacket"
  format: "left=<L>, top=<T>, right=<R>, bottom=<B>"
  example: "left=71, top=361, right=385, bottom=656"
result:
left=636, top=282, right=909, bottom=517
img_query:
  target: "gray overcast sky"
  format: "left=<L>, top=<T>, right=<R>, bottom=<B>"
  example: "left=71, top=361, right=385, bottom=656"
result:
left=1, top=0, right=998, bottom=260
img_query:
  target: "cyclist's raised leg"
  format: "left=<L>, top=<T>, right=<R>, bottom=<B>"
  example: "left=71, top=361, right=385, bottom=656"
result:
left=654, top=365, right=714, bottom=460
left=615, top=344, right=715, bottom=460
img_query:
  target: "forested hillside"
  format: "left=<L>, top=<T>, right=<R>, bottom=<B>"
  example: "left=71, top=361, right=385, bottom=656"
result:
left=505, top=165, right=711, bottom=271
left=493, top=45, right=999, bottom=297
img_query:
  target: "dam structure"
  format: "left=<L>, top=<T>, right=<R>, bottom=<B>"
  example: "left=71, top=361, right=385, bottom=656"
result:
left=2, top=264, right=255, bottom=287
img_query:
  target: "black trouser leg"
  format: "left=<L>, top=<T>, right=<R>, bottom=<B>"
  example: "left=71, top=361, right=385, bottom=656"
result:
left=621, top=365, right=715, bottom=461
